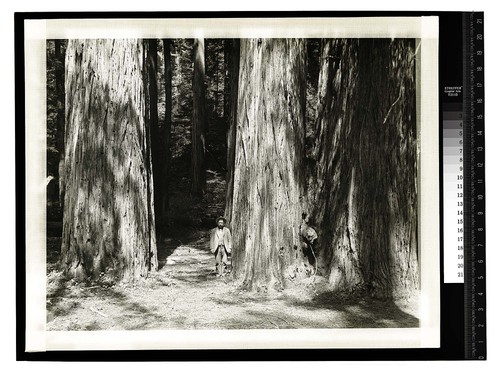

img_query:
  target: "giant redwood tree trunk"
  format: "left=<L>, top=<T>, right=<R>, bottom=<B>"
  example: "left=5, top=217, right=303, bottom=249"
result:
left=310, top=39, right=419, bottom=300
left=230, top=39, right=307, bottom=291
left=308, top=39, right=364, bottom=291
left=61, top=39, right=158, bottom=281
left=191, top=38, right=207, bottom=195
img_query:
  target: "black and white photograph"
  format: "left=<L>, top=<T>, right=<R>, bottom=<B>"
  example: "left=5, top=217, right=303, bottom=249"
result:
left=23, top=16, right=441, bottom=351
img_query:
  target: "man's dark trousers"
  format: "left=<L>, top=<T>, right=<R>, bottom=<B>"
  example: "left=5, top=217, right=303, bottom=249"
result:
left=215, top=245, right=228, bottom=275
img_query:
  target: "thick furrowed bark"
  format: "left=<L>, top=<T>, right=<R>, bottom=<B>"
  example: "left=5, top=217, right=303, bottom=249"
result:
left=61, top=39, right=157, bottom=282
left=231, top=39, right=307, bottom=291
left=310, top=39, right=418, bottom=299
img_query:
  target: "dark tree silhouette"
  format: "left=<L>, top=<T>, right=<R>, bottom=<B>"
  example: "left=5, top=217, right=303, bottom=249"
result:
left=224, top=39, right=240, bottom=225
left=147, top=39, right=163, bottom=229
left=160, top=38, right=173, bottom=220
left=191, top=38, right=207, bottom=195
left=54, top=39, right=65, bottom=204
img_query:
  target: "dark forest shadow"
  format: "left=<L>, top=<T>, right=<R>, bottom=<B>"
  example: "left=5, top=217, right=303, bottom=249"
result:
left=208, top=288, right=417, bottom=329
left=287, top=290, right=419, bottom=328
left=156, top=222, right=215, bottom=271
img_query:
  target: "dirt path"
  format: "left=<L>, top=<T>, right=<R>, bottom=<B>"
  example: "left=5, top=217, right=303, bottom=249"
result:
left=47, top=231, right=419, bottom=330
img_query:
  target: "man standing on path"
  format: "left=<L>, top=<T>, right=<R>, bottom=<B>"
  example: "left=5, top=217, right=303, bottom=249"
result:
left=210, top=217, right=232, bottom=276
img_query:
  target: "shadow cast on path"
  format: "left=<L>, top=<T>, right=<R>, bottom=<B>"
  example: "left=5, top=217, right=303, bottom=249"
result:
left=288, top=290, right=419, bottom=328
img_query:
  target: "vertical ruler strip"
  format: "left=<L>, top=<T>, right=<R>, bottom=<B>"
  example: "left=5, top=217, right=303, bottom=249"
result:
left=463, top=11, right=486, bottom=360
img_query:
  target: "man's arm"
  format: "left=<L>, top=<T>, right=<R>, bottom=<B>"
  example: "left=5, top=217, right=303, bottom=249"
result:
left=226, top=227, right=232, bottom=252
left=209, top=228, right=216, bottom=253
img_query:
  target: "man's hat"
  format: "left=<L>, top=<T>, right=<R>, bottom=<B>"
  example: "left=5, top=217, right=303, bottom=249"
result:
left=216, top=216, right=227, bottom=224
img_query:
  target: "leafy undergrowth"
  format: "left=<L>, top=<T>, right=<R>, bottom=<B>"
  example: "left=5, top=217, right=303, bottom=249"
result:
left=46, top=230, right=419, bottom=331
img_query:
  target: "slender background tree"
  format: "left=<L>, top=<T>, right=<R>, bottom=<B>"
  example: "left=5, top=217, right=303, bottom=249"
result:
left=147, top=39, right=163, bottom=232
left=54, top=40, right=65, bottom=205
left=224, top=39, right=240, bottom=226
left=191, top=38, right=207, bottom=195
left=46, top=40, right=66, bottom=210
left=160, top=38, right=173, bottom=222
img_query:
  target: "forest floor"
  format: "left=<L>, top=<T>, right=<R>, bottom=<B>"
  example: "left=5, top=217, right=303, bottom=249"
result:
left=46, top=228, right=419, bottom=331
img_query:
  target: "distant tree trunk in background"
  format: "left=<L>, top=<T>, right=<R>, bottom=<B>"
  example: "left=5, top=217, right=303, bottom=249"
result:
left=191, top=38, right=206, bottom=195
left=54, top=39, right=65, bottom=204
left=309, top=39, right=418, bottom=300
left=160, top=38, right=173, bottom=221
left=147, top=39, right=163, bottom=230
left=61, top=39, right=158, bottom=281
left=214, top=44, right=220, bottom=118
left=171, top=39, right=194, bottom=121
left=223, top=39, right=231, bottom=121
left=230, top=39, right=307, bottom=291
left=224, top=39, right=239, bottom=225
